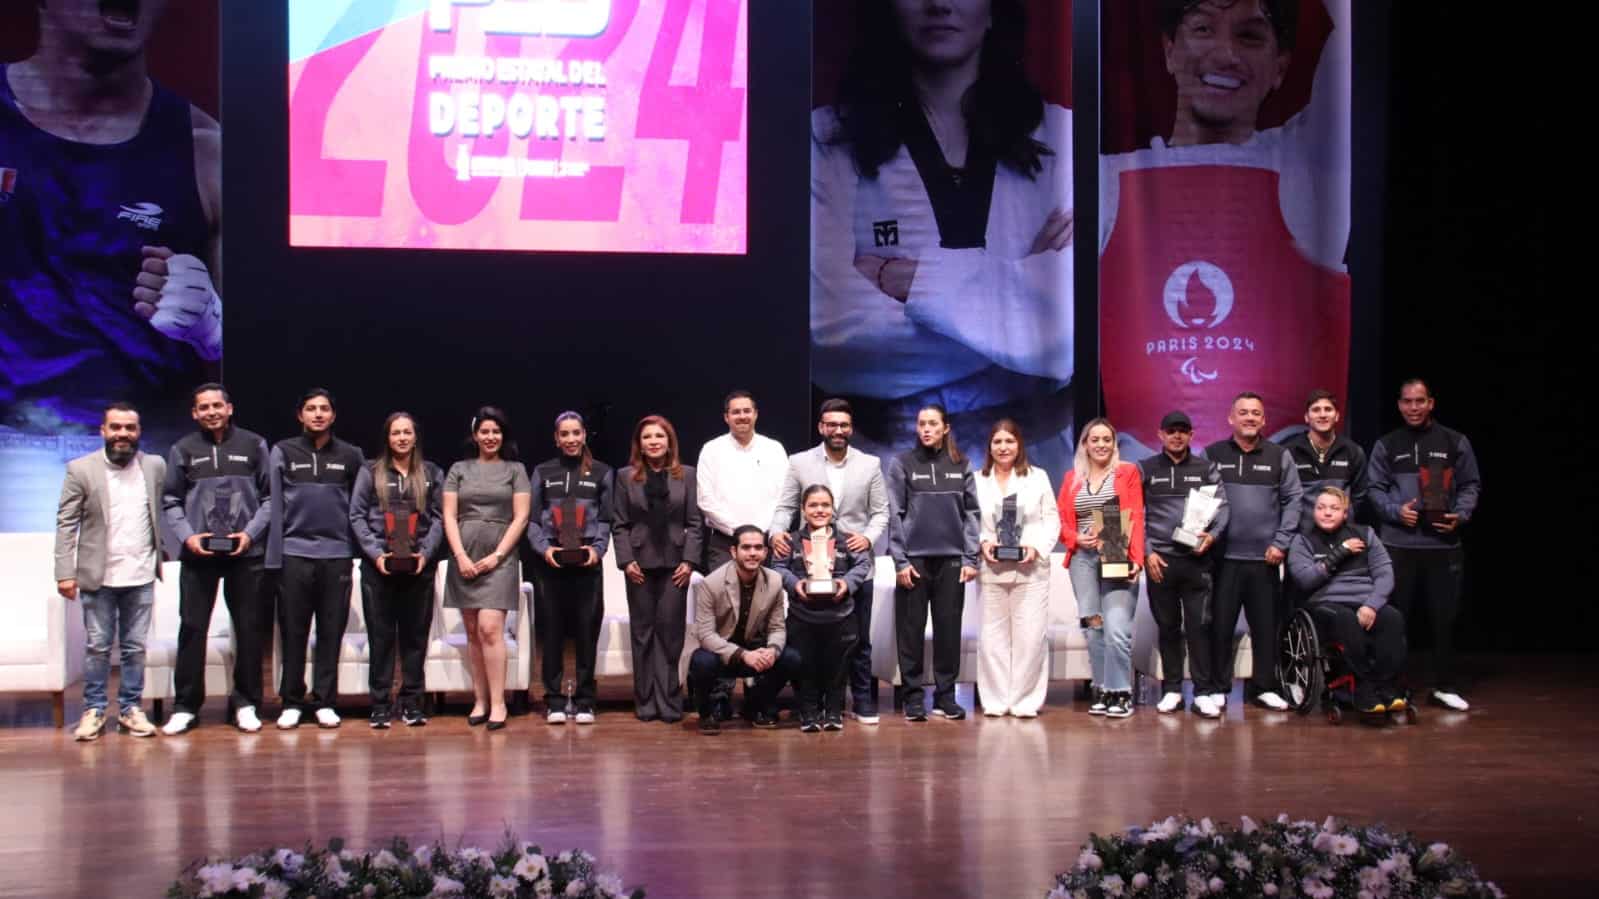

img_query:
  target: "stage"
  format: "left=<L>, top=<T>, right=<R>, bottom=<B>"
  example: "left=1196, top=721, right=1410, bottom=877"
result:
left=2, top=655, right=1593, bottom=898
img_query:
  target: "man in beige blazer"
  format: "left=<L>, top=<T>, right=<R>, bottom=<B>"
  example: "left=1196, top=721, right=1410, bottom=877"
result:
left=688, top=525, right=799, bottom=734
left=53, top=403, right=167, bottom=741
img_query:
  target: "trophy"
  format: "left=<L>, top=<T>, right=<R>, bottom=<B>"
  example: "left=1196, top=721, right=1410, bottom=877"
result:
left=201, top=483, right=245, bottom=554
left=993, top=494, right=1025, bottom=562
left=1418, top=461, right=1453, bottom=529
left=1092, top=498, right=1133, bottom=579
left=1173, top=484, right=1223, bottom=550
left=801, top=530, right=838, bottom=598
left=551, top=495, right=589, bottom=566
left=383, top=492, right=420, bottom=574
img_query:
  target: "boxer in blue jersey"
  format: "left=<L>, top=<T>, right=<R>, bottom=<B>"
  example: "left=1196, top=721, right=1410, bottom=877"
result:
left=1, top=0, right=221, bottom=487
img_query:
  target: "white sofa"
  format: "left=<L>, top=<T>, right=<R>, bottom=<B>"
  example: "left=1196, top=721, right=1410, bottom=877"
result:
left=0, top=533, right=83, bottom=726
left=146, top=558, right=235, bottom=720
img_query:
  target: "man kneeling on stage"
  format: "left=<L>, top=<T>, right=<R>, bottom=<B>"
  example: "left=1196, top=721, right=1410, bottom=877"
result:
left=1288, top=487, right=1407, bottom=716
left=688, top=525, right=799, bottom=734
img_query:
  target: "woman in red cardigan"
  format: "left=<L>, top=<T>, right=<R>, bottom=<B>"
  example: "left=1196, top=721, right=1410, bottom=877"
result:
left=1057, top=418, right=1145, bottom=717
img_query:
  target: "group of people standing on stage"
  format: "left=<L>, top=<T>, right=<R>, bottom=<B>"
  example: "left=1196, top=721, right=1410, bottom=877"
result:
left=52, top=378, right=1480, bottom=741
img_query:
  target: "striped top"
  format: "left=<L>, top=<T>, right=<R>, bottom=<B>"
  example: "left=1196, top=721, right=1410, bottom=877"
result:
left=1074, top=471, right=1116, bottom=534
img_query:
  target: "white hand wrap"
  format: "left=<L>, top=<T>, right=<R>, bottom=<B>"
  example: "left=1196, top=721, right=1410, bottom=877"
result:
left=147, top=253, right=223, bottom=362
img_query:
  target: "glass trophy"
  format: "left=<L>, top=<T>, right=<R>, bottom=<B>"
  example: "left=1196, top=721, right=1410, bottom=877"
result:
left=202, top=483, right=245, bottom=553
left=1418, top=461, right=1453, bottom=529
left=994, top=494, right=1025, bottom=561
left=383, top=492, right=420, bottom=574
left=1174, top=485, right=1222, bottom=550
left=552, top=495, right=589, bottom=566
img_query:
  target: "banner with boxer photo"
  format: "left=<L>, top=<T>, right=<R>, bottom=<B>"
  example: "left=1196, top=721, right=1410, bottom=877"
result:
left=0, top=0, right=221, bottom=531
left=1098, top=0, right=1350, bottom=456
left=809, top=0, right=1076, bottom=480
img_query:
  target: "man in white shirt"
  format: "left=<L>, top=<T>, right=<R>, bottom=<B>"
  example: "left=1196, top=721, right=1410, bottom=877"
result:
left=53, top=402, right=167, bottom=741
left=694, top=390, right=789, bottom=571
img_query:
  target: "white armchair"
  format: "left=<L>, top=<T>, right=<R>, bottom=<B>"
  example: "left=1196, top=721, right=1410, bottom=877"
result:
left=145, top=558, right=235, bottom=721
left=0, top=533, right=84, bottom=726
left=423, top=561, right=532, bottom=707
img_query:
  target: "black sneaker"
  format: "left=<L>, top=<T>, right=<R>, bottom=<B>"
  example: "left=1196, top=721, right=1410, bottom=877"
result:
left=850, top=699, right=880, bottom=724
left=751, top=710, right=779, bottom=729
left=400, top=707, right=428, bottom=727
left=713, top=696, right=734, bottom=722
left=904, top=703, right=928, bottom=722
left=932, top=700, right=967, bottom=721
left=1104, top=692, right=1133, bottom=718
left=822, top=712, right=844, bottom=731
left=799, top=712, right=822, bottom=733
left=369, top=708, right=392, bottom=729
left=1088, top=688, right=1108, bottom=715
left=698, top=715, right=721, bottom=735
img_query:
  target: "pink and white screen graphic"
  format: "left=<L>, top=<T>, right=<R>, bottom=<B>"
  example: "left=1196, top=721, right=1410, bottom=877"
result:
left=289, top=0, right=747, bottom=254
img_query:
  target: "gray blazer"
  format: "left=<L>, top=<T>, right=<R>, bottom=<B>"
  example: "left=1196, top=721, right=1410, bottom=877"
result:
left=769, top=443, right=889, bottom=544
left=54, top=450, right=167, bottom=591
left=612, top=465, right=704, bottom=570
left=692, top=561, right=787, bottom=663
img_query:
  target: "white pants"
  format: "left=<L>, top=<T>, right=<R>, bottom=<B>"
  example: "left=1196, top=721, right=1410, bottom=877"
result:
left=977, top=573, right=1050, bottom=716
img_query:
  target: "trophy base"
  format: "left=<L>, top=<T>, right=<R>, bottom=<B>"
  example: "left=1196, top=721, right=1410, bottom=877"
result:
left=993, top=546, right=1025, bottom=562
left=1100, top=561, right=1131, bottom=580
left=203, top=536, right=239, bottom=554
left=1172, top=527, right=1202, bottom=549
left=1420, top=510, right=1450, bottom=529
left=804, top=578, right=837, bottom=597
left=553, top=549, right=589, bottom=566
left=387, top=556, right=419, bottom=574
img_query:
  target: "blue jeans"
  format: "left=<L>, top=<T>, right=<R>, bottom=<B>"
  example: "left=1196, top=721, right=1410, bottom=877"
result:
left=1068, top=551, right=1135, bottom=693
left=80, top=582, right=155, bottom=713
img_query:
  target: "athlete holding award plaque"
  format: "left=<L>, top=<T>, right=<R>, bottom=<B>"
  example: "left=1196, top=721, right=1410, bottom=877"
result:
left=350, top=413, right=443, bottom=728
left=1056, top=418, right=1145, bottom=718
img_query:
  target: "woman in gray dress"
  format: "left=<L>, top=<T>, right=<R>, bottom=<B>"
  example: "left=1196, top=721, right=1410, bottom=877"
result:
left=612, top=415, right=702, bottom=722
left=442, top=407, right=531, bottom=729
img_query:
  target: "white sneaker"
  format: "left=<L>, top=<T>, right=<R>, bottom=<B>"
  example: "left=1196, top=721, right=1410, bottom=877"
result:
left=1209, top=692, right=1228, bottom=708
left=850, top=710, right=881, bottom=725
left=1192, top=694, right=1221, bottom=719
left=546, top=708, right=567, bottom=725
left=1155, top=692, right=1184, bottom=714
left=315, top=708, right=341, bottom=729
left=235, top=706, right=262, bottom=734
left=1254, top=691, right=1290, bottom=711
left=1431, top=690, right=1470, bottom=712
left=161, top=711, right=197, bottom=736
left=574, top=709, right=596, bottom=725
left=276, top=709, right=302, bottom=730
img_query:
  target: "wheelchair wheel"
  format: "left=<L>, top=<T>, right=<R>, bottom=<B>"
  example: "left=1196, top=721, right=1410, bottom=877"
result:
left=1327, top=705, right=1343, bottom=725
left=1277, top=608, right=1323, bottom=715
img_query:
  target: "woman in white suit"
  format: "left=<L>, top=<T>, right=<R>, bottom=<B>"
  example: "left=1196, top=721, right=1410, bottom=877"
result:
left=973, top=419, right=1057, bottom=717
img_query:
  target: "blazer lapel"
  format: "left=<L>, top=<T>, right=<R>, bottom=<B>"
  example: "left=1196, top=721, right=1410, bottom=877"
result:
left=95, top=456, right=113, bottom=527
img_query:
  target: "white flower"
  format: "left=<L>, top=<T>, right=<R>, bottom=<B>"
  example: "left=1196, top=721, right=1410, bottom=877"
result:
left=566, top=879, right=587, bottom=896
left=231, top=867, right=264, bottom=891
left=430, top=875, right=465, bottom=895
left=1077, top=849, right=1103, bottom=871
left=372, top=849, right=401, bottom=870
left=1322, top=816, right=1339, bottom=832
left=557, top=851, right=574, bottom=863
left=596, top=873, right=624, bottom=897
left=1240, top=816, right=1259, bottom=835
left=1101, top=874, right=1126, bottom=897
left=1427, top=842, right=1451, bottom=858
left=272, top=849, right=305, bottom=873
left=1208, top=876, right=1225, bottom=893
left=1312, top=832, right=1338, bottom=854
left=1046, top=887, right=1068, bottom=899
left=363, top=886, right=378, bottom=898
left=515, top=853, right=551, bottom=882
left=1185, top=872, right=1209, bottom=899
left=196, top=862, right=234, bottom=898
left=1230, top=852, right=1253, bottom=873
left=415, top=845, right=436, bottom=867
left=1276, top=813, right=1290, bottom=825
left=1131, top=871, right=1150, bottom=891
left=1302, top=878, right=1334, bottom=899
left=263, top=881, right=291, bottom=899
left=340, top=848, right=357, bottom=862
left=1263, top=885, right=1278, bottom=896
left=323, top=854, right=350, bottom=888
left=490, top=875, right=520, bottom=898
left=1140, top=830, right=1167, bottom=845
left=1199, top=818, right=1216, bottom=835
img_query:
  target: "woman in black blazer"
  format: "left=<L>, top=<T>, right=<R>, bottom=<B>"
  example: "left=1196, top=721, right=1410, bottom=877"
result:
left=612, top=415, right=702, bottom=722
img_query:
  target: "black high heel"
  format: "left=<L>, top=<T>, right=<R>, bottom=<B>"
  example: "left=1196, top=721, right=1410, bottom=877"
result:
left=486, top=717, right=507, bottom=731
left=467, top=712, right=488, bottom=727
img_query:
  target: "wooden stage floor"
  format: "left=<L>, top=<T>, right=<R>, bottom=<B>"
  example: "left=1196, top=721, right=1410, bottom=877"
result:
left=1, top=654, right=1594, bottom=898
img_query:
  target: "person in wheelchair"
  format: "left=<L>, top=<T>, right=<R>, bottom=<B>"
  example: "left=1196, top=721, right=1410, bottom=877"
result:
left=1287, top=486, right=1406, bottom=714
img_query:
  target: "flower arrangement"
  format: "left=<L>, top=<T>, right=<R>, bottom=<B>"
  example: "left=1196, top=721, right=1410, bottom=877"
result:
left=1047, top=814, right=1504, bottom=899
left=168, top=833, right=643, bottom=899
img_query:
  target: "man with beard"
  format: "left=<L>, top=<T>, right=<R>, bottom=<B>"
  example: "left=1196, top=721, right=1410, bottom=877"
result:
left=53, top=401, right=167, bottom=740
left=769, top=398, right=889, bottom=723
